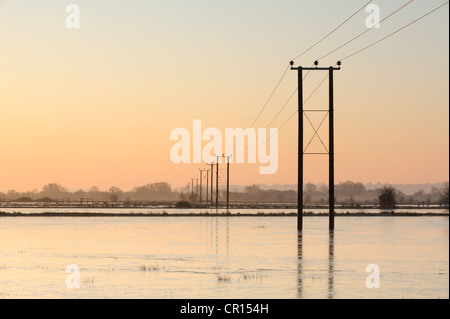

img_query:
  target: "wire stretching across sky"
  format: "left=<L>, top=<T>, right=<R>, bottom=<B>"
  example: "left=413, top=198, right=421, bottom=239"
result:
left=318, top=0, right=415, bottom=62
left=257, top=1, right=450, bottom=153
left=222, top=64, right=289, bottom=157
left=340, top=1, right=449, bottom=61
left=230, top=0, right=443, bottom=159
left=228, top=1, right=375, bottom=157
left=234, top=68, right=314, bottom=158
left=246, top=0, right=375, bottom=132
left=248, top=64, right=290, bottom=129
left=242, top=72, right=331, bottom=157
left=291, top=0, right=374, bottom=61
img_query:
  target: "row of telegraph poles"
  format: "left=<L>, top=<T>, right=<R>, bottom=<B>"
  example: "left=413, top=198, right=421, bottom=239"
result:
left=186, top=154, right=231, bottom=211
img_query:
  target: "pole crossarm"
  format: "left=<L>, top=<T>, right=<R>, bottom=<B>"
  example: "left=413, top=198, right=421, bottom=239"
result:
left=291, top=67, right=341, bottom=71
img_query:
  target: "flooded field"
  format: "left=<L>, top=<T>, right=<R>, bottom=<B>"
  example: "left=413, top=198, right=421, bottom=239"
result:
left=0, top=215, right=448, bottom=299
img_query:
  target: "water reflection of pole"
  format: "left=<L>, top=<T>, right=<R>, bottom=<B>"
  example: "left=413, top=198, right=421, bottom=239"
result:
left=226, top=217, right=229, bottom=258
left=328, top=230, right=335, bottom=299
left=210, top=218, right=213, bottom=247
left=297, top=231, right=303, bottom=299
left=215, top=218, right=219, bottom=255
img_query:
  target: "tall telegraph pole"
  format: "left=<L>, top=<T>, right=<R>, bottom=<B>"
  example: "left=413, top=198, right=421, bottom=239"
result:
left=290, top=61, right=341, bottom=231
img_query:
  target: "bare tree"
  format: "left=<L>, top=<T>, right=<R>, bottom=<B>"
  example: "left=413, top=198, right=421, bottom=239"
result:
left=108, top=186, right=122, bottom=202
left=441, top=182, right=449, bottom=207
left=378, top=186, right=398, bottom=209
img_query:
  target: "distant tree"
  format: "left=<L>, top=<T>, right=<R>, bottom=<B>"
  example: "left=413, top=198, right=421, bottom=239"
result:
left=441, top=182, right=449, bottom=206
left=14, top=197, right=34, bottom=202
left=305, top=183, right=317, bottom=194
left=245, top=185, right=261, bottom=201
left=108, top=186, right=122, bottom=202
left=336, top=181, right=366, bottom=196
left=7, top=190, right=18, bottom=199
left=304, top=194, right=312, bottom=204
left=378, top=186, right=398, bottom=209
left=89, top=186, right=100, bottom=193
left=276, top=193, right=285, bottom=203
left=175, top=201, right=192, bottom=208
left=245, top=185, right=260, bottom=195
left=318, top=185, right=328, bottom=194
left=413, top=189, right=426, bottom=199
left=132, top=182, right=173, bottom=201
left=41, top=183, right=68, bottom=198
left=179, top=192, right=188, bottom=201
left=36, top=197, right=54, bottom=203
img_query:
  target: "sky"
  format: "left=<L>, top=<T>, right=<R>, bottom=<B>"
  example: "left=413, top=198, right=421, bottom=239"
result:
left=0, top=0, right=448, bottom=192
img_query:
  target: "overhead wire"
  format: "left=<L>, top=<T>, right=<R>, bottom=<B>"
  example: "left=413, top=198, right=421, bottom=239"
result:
left=340, top=1, right=449, bottom=61
left=292, top=0, right=374, bottom=61
left=318, top=0, right=415, bottom=62
left=227, top=0, right=443, bottom=160
left=243, top=71, right=331, bottom=157
left=259, top=1, right=450, bottom=154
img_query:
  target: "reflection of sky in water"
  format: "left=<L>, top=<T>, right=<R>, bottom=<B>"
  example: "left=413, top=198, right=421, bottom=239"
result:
left=0, top=216, right=448, bottom=299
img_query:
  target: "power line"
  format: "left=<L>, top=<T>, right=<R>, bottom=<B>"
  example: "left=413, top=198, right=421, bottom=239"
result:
left=224, top=63, right=290, bottom=156
left=244, top=72, right=331, bottom=156
left=234, top=0, right=374, bottom=155
left=235, top=67, right=317, bottom=158
left=250, top=64, right=290, bottom=129
left=265, top=67, right=314, bottom=129
left=292, top=0, right=374, bottom=61
left=340, top=1, right=449, bottom=61
left=242, top=0, right=375, bottom=145
left=318, top=0, right=415, bottom=62
left=229, top=66, right=313, bottom=158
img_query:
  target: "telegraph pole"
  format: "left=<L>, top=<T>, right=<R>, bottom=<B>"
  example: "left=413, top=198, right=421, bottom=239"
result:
left=196, top=178, right=199, bottom=202
left=328, top=66, right=336, bottom=230
left=209, top=163, right=214, bottom=206
left=206, top=169, right=210, bottom=205
left=199, top=169, right=210, bottom=205
left=215, top=154, right=231, bottom=211
left=290, top=61, right=341, bottom=231
left=191, top=178, right=199, bottom=202
left=199, top=170, right=203, bottom=205
left=215, top=157, right=219, bottom=210
left=226, top=155, right=231, bottom=212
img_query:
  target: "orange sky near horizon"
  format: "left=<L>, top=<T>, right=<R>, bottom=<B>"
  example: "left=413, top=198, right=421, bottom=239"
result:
left=0, top=0, right=448, bottom=192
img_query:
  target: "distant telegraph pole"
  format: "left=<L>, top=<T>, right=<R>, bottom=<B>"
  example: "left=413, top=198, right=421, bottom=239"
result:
left=215, top=154, right=231, bottom=211
left=227, top=156, right=230, bottom=212
left=290, top=60, right=341, bottom=231
left=199, top=170, right=203, bottom=205
left=208, top=163, right=214, bottom=206
left=206, top=169, right=209, bottom=205
left=191, top=178, right=199, bottom=202
left=199, top=169, right=210, bottom=205
left=215, top=157, right=219, bottom=210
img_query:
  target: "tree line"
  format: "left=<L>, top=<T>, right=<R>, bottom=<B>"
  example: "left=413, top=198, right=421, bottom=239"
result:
left=0, top=182, right=178, bottom=203
left=1, top=181, right=448, bottom=208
